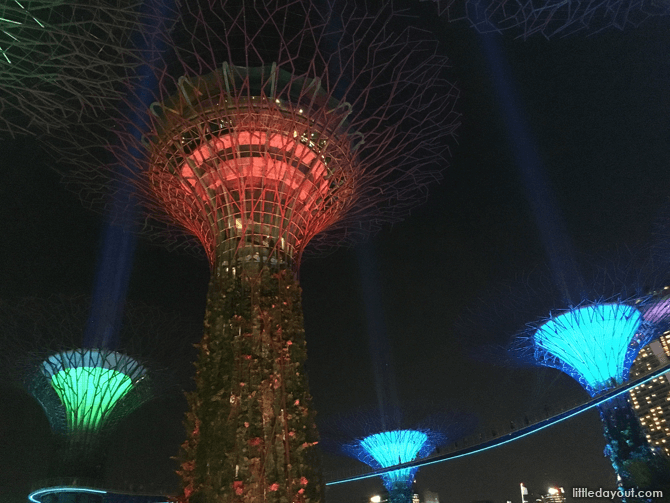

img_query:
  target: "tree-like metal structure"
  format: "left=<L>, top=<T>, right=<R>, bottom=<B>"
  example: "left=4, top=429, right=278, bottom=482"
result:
left=532, top=303, right=648, bottom=397
left=518, top=298, right=670, bottom=501
left=38, top=348, right=146, bottom=439
left=1, top=296, right=196, bottom=483
left=427, top=0, right=670, bottom=38
left=320, top=405, right=472, bottom=503
left=0, top=0, right=157, bottom=137
left=343, top=429, right=442, bottom=503
left=63, top=1, right=458, bottom=502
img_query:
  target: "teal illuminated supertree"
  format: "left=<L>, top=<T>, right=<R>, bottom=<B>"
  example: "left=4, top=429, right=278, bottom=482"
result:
left=428, top=0, right=670, bottom=38
left=320, top=407, right=471, bottom=503
left=2, top=296, right=195, bottom=482
left=343, top=429, right=442, bottom=503
left=518, top=298, right=670, bottom=501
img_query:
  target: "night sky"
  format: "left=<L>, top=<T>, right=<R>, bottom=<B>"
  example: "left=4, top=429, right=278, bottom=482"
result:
left=1, top=3, right=670, bottom=503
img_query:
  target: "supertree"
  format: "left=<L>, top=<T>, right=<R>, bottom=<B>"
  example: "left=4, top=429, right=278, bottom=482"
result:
left=0, top=0, right=162, bottom=138
left=59, top=1, right=459, bottom=502
left=425, top=0, right=670, bottom=38
left=455, top=247, right=670, bottom=501
left=342, top=430, right=443, bottom=503
left=0, top=296, right=196, bottom=486
left=320, top=407, right=470, bottom=503
left=516, top=297, right=670, bottom=501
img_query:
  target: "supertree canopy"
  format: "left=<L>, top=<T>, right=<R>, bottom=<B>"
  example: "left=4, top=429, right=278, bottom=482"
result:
left=0, top=0, right=157, bottom=137
left=40, top=349, right=146, bottom=433
left=428, top=0, right=670, bottom=38
left=641, top=292, right=670, bottom=325
left=343, top=429, right=438, bottom=503
left=60, top=1, right=458, bottom=502
left=532, top=302, right=647, bottom=396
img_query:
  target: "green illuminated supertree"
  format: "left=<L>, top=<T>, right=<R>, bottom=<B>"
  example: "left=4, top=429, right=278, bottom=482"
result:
left=1, top=296, right=196, bottom=482
left=38, top=349, right=147, bottom=439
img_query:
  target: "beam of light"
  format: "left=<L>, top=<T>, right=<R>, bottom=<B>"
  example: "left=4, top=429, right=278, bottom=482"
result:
left=347, top=430, right=433, bottom=489
left=82, top=0, right=174, bottom=350
left=41, top=349, right=145, bottom=431
left=356, top=242, right=400, bottom=430
left=28, top=487, right=107, bottom=503
left=478, top=31, right=582, bottom=302
left=533, top=303, right=644, bottom=396
left=83, top=0, right=172, bottom=350
left=326, top=360, right=670, bottom=486
left=82, top=215, right=137, bottom=349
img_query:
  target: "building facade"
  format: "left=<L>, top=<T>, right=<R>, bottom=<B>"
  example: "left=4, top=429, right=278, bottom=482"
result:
left=628, top=332, right=670, bottom=455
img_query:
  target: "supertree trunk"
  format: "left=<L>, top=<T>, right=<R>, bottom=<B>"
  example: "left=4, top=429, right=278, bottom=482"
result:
left=599, top=395, right=670, bottom=503
left=51, top=435, right=106, bottom=481
left=179, top=262, right=321, bottom=503
left=388, top=482, right=413, bottom=503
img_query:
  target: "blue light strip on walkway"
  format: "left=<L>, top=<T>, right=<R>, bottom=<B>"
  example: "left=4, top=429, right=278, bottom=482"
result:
left=29, top=486, right=107, bottom=502
left=29, top=486, right=172, bottom=503
left=326, top=362, right=670, bottom=486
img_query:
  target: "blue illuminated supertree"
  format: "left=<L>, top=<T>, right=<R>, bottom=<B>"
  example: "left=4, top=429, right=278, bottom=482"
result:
left=428, top=0, right=670, bottom=38
left=518, top=298, right=670, bottom=501
left=531, top=302, right=648, bottom=396
left=343, top=429, right=443, bottom=503
left=321, top=407, right=471, bottom=503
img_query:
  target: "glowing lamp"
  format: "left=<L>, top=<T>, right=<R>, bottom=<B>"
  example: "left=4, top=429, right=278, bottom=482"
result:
left=41, top=349, right=145, bottom=432
left=533, top=303, right=644, bottom=395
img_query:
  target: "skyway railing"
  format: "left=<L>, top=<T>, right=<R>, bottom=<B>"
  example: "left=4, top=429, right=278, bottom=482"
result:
left=325, top=361, right=670, bottom=486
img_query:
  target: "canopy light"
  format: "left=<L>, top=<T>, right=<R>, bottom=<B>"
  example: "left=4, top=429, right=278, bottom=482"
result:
left=41, top=349, right=145, bottom=431
left=534, top=303, right=643, bottom=395
left=356, top=430, right=432, bottom=489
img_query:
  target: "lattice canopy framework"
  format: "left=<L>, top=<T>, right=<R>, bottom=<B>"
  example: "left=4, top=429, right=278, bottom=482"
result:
left=146, top=64, right=358, bottom=267
left=39, top=349, right=146, bottom=434
left=346, top=430, right=435, bottom=489
left=641, top=293, right=670, bottom=325
left=532, top=302, right=649, bottom=396
left=341, top=429, right=444, bottom=503
left=430, top=0, right=670, bottom=38
left=65, top=0, right=460, bottom=262
left=0, top=0, right=154, bottom=137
